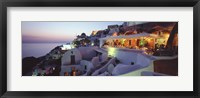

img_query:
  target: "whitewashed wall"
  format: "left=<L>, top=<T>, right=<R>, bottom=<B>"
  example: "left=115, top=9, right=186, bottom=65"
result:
left=61, top=48, right=82, bottom=65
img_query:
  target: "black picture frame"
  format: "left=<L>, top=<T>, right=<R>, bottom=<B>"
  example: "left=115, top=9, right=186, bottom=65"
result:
left=0, top=0, right=199, bottom=98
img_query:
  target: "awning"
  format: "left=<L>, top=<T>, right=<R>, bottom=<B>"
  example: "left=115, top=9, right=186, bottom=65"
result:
left=99, top=32, right=158, bottom=40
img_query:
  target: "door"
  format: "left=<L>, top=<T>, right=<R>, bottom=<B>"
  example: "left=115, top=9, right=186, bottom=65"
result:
left=71, top=55, right=75, bottom=64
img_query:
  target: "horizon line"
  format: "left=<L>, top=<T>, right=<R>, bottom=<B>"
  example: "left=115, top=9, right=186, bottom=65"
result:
left=22, top=42, right=70, bottom=43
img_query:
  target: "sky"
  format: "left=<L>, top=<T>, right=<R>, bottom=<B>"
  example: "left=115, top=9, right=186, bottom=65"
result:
left=22, top=21, right=123, bottom=43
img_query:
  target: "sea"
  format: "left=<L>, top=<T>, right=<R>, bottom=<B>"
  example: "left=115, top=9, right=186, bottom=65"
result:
left=22, top=43, right=65, bottom=58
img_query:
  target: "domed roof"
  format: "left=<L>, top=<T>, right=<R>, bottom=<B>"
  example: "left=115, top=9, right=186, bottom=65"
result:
left=81, top=33, right=86, bottom=36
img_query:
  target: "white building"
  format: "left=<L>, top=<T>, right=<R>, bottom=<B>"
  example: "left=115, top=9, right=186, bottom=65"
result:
left=61, top=44, right=74, bottom=50
left=123, top=22, right=146, bottom=27
left=61, top=48, right=82, bottom=65
left=60, top=47, right=107, bottom=76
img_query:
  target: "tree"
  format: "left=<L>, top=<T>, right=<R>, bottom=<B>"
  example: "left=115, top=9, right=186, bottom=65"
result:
left=166, top=23, right=178, bottom=49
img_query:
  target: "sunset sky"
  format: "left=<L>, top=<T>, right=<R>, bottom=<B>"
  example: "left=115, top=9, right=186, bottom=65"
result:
left=22, top=21, right=123, bottom=43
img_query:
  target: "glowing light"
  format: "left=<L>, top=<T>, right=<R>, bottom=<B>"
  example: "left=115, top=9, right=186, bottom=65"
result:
left=164, top=34, right=170, bottom=38
left=139, top=39, right=147, bottom=47
left=141, top=47, right=148, bottom=51
left=121, top=39, right=126, bottom=45
left=92, top=31, right=98, bottom=36
left=143, top=51, right=148, bottom=55
left=71, top=44, right=75, bottom=48
left=112, top=32, right=118, bottom=36
left=73, top=71, right=76, bottom=76
left=61, top=44, right=74, bottom=50
left=156, top=38, right=165, bottom=45
left=108, top=47, right=116, bottom=57
left=135, top=46, right=139, bottom=49
left=91, top=42, right=94, bottom=46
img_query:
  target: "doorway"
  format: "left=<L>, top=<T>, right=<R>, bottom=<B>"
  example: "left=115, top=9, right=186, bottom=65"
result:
left=71, top=55, right=75, bottom=64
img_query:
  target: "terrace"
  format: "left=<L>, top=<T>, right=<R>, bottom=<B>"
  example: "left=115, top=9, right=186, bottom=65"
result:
left=99, top=31, right=178, bottom=56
